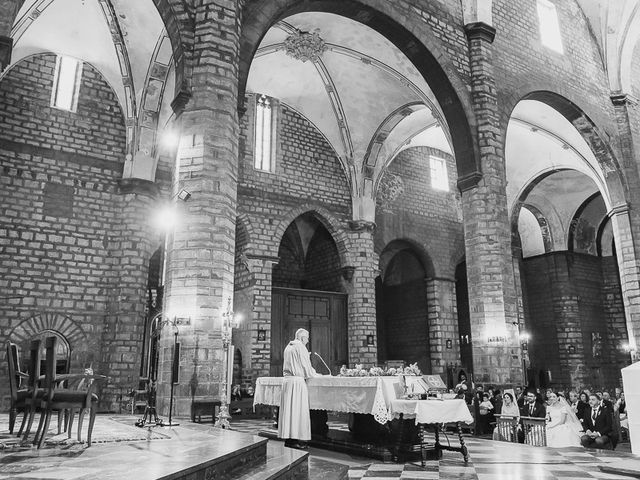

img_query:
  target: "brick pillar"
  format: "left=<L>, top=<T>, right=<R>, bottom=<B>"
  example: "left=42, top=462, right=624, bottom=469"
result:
left=100, top=180, right=157, bottom=410
left=158, top=0, right=242, bottom=416
left=610, top=207, right=640, bottom=360
left=461, top=22, right=522, bottom=384
left=244, top=255, right=277, bottom=381
left=609, top=93, right=640, bottom=360
left=426, top=277, right=460, bottom=375
left=346, top=220, right=377, bottom=366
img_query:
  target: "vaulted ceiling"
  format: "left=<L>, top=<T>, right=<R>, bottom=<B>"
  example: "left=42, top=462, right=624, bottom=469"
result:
left=4, top=0, right=640, bottom=210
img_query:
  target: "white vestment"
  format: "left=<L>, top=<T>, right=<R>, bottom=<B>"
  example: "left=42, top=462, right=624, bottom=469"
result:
left=278, top=339, right=317, bottom=441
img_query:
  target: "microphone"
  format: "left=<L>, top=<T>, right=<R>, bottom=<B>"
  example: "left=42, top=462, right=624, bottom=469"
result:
left=313, top=352, right=332, bottom=376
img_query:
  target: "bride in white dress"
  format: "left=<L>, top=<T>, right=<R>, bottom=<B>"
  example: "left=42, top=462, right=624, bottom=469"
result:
left=546, top=391, right=582, bottom=447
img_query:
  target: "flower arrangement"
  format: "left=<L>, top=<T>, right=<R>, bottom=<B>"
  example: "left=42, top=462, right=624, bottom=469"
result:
left=338, top=363, right=421, bottom=377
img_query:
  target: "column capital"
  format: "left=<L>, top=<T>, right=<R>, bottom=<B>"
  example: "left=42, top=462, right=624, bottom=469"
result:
left=610, top=92, right=629, bottom=107
left=117, top=178, right=159, bottom=197
left=170, top=88, right=192, bottom=116
left=457, top=171, right=483, bottom=192
left=464, top=22, right=496, bottom=43
left=348, top=220, right=376, bottom=233
left=0, top=35, right=12, bottom=72
left=607, top=203, right=630, bottom=218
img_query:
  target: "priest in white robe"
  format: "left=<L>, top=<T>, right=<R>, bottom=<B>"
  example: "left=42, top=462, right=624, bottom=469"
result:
left=278, top=328, right=320, bottom=448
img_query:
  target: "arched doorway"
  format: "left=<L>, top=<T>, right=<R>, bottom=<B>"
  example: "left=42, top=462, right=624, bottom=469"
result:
left=270, top=213, right=348, bottom=375
left=376, top=242, right=430, bottom=373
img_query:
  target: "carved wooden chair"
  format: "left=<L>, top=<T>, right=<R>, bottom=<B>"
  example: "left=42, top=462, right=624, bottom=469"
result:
left=494, top=414, right=519, bottom=442
left=6, top=341, right=29, bottom=434
left=33, top=336, right=105, bottom=448
left=521, top=416, right=547, bottom=447
left=20, top=338, right=45, bottom=441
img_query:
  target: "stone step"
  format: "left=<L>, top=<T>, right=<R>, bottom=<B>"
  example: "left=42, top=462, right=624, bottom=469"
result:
left=231, top=442, right=309, bottom=480
left=231, top=442, right=350, bottom=480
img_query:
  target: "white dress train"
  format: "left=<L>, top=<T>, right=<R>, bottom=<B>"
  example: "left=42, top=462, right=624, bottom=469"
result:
left=546, top=404, right=582, bottom=448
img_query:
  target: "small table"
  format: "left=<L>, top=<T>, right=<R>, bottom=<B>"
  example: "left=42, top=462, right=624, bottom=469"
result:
left=390, top=398, right=473, bottom=464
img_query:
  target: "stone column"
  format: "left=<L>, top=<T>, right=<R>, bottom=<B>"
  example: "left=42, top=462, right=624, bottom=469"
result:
left=157, top=0, right=242, bottom=416
left=346, top=220, right=377, bottom=366
left=240, top=255, right=277, bottom=382
left=461, top=22, right=522, bottom=385
left=0, top=0, right=21, bottom=71
left=426, top=277, right=460, bottom=375
left=609, top=207, right=640, bottom=360
left=609, top=93, right=640, bottom=360
left=100, top=180, right=158, bottom=411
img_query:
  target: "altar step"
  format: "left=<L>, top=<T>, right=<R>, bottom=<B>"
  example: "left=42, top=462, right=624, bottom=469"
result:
left=258, top=427, right=439, bottom=464
left=231, top=442, right=309, bottom=480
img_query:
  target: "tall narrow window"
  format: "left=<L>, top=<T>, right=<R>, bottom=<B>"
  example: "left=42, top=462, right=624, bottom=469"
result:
left=430, top=156, right=449, bottom=191
left=51, top=55, right=82, bottom=112
left=254, top=94, right=273, bottom=171
left=537, top=0, right=564, bottom=54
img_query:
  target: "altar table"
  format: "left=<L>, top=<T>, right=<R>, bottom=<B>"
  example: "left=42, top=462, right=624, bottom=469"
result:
left=254, top=376, right=396, bottom=423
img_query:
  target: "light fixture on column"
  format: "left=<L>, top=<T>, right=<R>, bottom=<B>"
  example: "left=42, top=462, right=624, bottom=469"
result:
left=215, top=298, right=242, bottom=429
left=519, top=331, right=530, bottom=351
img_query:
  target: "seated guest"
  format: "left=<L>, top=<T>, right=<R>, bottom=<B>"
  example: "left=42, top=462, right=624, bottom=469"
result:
left=476, top=393, right=494, bottom=435
left=515, top=386, right=525, bottom=409
left=492, top=393, right=519, bottom=441
left=576, top=391, right=589, bottom=423
left=517, top=390, right=546, bottom=443
left=581, top=394, right=613, bottom=450
left=602, top=391, right=614, bottom=410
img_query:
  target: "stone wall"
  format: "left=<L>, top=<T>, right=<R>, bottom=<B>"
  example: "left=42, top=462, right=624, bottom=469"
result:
left=522, top=252, right=628, bottom=391
left=0, top=53, right=154, bottom=409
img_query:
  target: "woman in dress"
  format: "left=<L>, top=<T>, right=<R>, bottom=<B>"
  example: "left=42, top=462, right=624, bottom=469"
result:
left=492, top=392, right=520, bottom=441
left=546, top=391, right=582, bottom=447
left=576, top=391, right=589, bottom=423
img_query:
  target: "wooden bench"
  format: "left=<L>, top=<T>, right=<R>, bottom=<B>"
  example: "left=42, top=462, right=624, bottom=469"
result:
left=191, top=400, right=221, bottom=423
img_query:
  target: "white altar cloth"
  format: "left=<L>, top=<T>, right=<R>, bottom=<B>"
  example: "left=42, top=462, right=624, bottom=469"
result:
left=389, top=398, right=473, bottom=424
left=254, top=376, right=399, bottom=424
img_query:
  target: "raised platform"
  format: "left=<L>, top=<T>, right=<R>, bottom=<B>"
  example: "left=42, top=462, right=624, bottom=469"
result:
left=0, top=415, right=309, bottom=480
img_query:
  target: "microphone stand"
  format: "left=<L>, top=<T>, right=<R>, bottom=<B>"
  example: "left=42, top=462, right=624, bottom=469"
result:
left=313, top=352, right=332, bottom=375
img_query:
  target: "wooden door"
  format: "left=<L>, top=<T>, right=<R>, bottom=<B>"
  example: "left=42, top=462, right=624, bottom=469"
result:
left=271, top=288, right=347, bottom=375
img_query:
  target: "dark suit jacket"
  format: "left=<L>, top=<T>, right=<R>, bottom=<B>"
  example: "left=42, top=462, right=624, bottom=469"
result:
left=583, top=404, right=613, bottom=437
left=520, top=401, right=546, bottom=418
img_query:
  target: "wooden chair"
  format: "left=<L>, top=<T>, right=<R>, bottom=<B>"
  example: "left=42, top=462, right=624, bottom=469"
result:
left=6, top=341, right=29, bottom=434
left=494, top=414, right=519, bottom=442
left=33, top=336, right=105, bottom=448
left=20, top=339, right=44, bottom=440
left=521, top=416, right=547, bottom=446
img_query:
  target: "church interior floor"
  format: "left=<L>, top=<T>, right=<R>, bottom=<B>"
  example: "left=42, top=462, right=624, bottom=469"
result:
left=227, top=417, right=638, bottom=480
left=0, top=413, right=637, bottom=479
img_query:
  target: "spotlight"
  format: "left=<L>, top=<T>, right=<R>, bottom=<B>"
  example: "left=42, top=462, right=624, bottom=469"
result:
left=161, top=130, right=180, bottom=149
left=176, top=189, right=191, bottom=202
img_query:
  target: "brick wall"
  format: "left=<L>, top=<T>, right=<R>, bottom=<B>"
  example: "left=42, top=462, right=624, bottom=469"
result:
left=522, top=252, right=626, bottom=391
left=236, top=95, right=352, bottom=380
left=0, top=53, right=152, bottom=409
left=375, top=146, right=464, bottom=277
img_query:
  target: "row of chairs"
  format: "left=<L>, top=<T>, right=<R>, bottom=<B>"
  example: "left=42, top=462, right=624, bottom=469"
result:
left=7, top=336, right=105, bottom=447
left=494, top=414, right=548, bottom=446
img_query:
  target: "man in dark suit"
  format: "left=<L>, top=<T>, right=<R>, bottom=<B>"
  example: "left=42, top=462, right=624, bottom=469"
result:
left=581, top=394, right=613, bottom=449
left=517, top=390, right=546, bottom=442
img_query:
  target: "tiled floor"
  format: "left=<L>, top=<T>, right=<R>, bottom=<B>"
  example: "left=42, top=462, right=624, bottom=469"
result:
left=228, top=417, right=639, bottom=480
left=1, top=414, right=638, bottom=479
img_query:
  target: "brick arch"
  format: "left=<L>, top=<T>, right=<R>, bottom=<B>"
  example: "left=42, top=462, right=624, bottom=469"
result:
left=236, top=213, right=255, bottom=252
left=503, top=89, right=627, bottom=207
left=272, top=205, right=351, bottom=267
left=239, top=0, right=479, bottom=181
left=8, top=313, right=88, bottom=353
left=151, top=0, right=194, bottom=97
left=378, top=238, right=436, bottom=279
